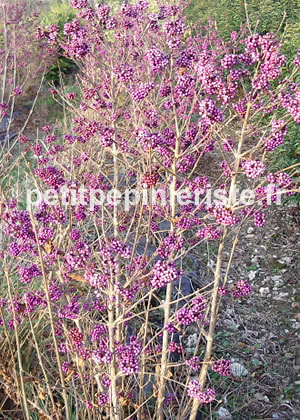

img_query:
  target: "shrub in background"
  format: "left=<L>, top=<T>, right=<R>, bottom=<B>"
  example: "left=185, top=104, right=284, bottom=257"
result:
left=0, top=1, right=54, bottom=100
left=186, top=0, right=299, bottom=43
left=0, top=0, right=54, bottom=159
left=185, top=0, right=300, bottom=197
left=41, top=0, right=77, bottom=84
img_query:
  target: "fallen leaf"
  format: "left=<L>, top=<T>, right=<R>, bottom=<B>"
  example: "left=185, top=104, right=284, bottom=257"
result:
left=69, top=273, right=88, bottom=283
left=43, top=239, right=54, bottom=254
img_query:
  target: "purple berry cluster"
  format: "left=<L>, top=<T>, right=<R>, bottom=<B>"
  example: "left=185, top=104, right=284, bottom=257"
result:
left=101, top=373, right=111, bottom=388
left=241, top=159, right=266, bottom=179
left=142, top=171, right=160, bottom=188
left=114, top=64, right=134, bottom=83
left=186, top=356, right=201, bottom=371
left=92, top=341, right=112, bottom=364
left=218, top=286, right=229, bottom=296
left=210, top=204, right=238, bottom=226
left=212, top=359, right=231, bottom=376
left=85, top=400, right=93, bottom=410
left=164, top=393, right=177, bottom=406
left=91, top=325, right=108, bottom=342
left=280, top=90, right=300, bottom=124
left=38, top=227, right=53, bottom=244
left=245, top=33, right=286, bottom=90
left=84, top=271, right=108, bottom=289
left=69, top=327, right=84, bottom=348
left=8, top=242, right=29, bottom=257
left=265, top=119, right=287, bottom=151
left=197, top=226, right=222, bottom=240
left=70, top=0, right=87, bottom=9
left=96, top=4, right=111, bottom=23
left=13, top=86, right=23, bottom=96
left=164, top=19, right=185, bottom=38
left=23, top=291, right=46, bottom=313
left=223, top=138, right=235, bottom=152
left=131, top=81, right=154, bottom=102
left=176, top=296, right=206, bottom=326
left=233, top=280, right=252, bottom=298
left=47, top=24, right=59, bottom=44
left=64, top=241, right=91, bottom=271
left=169, top=341, right=183, bottom=353
left=117, top=338, right=141, bottom=375
left=62, top=361, right=71, bottom=373
left=108, top=238, right=132, bottom=258
left=175, top=74, right=195, bottom=98
left=221, top=161, right=233, bottom=178
left=35, top=166, right=65, bottom=190
left=187, top=380, right=216, bottom=403
left=221, top=54, right=240, bottom=69
left=199, top=98, right=223, bottom=124
left=98, top=393, right=109, bottom=406
left=63, top=19, right=90, bottom=58
left=253, top=210, right=266, bottom=227
left=165, top=323, right=178, bottom=334
left=145, top=47, right=169, bottom=73
left=151, top=260, right=182, bottom=289
left=19, top=264, right=41, bottom=284
left=267, top=172, right=295, bottom=195
left=158, top=234, right=184, bottom=258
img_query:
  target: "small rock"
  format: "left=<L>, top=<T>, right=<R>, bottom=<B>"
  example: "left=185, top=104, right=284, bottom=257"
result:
left=255, top=393, right=269, bottom=402
left=207, top=259, right=215, bottom=269
left=279, top=256, right=291, bottom=264
left=272, top=275, right=283, bottom=286
left=259, top=287, right=270, bottom=297
left=186, top=333, right=198, bottom=352
left=216, top=407, right=232, bottom=419
left=223, top=319, right=236, bottom=328
left=158, top=220, right=171, bottom=231
left=230, top=362, right=248, bottom=377
left=248, top=271, right=257, bottom=281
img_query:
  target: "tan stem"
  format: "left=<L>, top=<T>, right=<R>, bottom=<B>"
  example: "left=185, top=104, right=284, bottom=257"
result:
left=4, top=261, right=30, bottom=420
left=189, top=229, right=226, bottom=420
left=30, top=215, right=71, bottom=420
left=107, top=139, right=121, bottom=420
left=189, top=102, right=252, bottom=419
left=156, top=97, right=181, bottom=419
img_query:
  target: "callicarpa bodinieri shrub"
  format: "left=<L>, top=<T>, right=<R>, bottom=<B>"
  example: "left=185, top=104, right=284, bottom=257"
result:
left=0, top=1, right=299, bottom=419
left=0, top=0, right=56, bottom=152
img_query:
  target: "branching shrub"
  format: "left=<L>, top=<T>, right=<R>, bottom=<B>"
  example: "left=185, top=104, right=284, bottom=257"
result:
left=0, top=1, right=299, bottom=419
